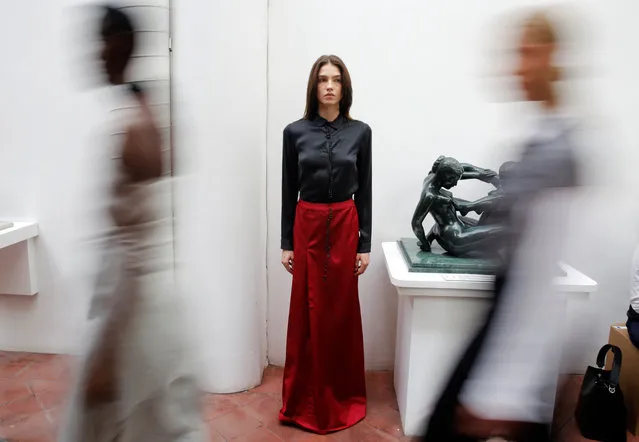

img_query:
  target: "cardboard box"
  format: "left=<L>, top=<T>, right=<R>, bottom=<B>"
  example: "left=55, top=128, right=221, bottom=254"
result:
left=607, top=324, right=639, bottom=435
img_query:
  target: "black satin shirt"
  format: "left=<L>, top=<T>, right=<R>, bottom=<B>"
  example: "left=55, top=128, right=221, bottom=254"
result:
left=281, top=115, right=372, bottom=253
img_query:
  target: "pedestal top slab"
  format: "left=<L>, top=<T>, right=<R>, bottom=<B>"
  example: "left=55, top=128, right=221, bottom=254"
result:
left=398, top=237, right=499, bottom=275
left=383, top=241, right=598, bottom=294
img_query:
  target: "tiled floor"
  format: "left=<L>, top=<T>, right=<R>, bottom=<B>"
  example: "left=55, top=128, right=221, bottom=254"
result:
left=0, top=351, right=635, bottom=441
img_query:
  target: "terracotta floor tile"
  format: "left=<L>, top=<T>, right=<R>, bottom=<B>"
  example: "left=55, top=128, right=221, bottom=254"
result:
left=0, top=394, right=44, bottom=427
left=236, top=426, right=283, bottom=441
left=324, top=421, right=391, bottom=441
left=210, top=407, right=263, bottom=440
left=243, top=394, right=282, bottom=425
left=357, top=428, right=401, bottom=442
left=45, top=406, right=63, bottom=428
left=29, top=379, right=69, bottom=411
left=203, top=394, right=240, bottom=421
left=18, top=356, right=71, bottom=383
left=251, top=368, right=283, bottom=395
left=227, top=391, right=263, bottom=407
left=0, top=357, right=31, bottom=379
left=552, top=378, right=581, bottom=435
left=365, top=404, right=405, bottom=439
left=263, top=421, right=324, bottom=442
left=205, top=425, right=226, bottom=442
left=0, top=379, right=32, bottom=406
left=0, top=408, right=53, bottom=441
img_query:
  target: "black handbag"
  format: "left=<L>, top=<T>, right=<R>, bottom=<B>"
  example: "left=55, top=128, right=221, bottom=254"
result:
left=575, top=344, right=627, bottom=442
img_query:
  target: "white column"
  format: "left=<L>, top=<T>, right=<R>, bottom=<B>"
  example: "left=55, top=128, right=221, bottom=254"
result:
left=172, top=0, right=268, bottom=393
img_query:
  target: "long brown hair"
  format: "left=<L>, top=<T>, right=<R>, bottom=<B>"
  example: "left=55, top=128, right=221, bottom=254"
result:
left=304, top=55, right=353, bottom=120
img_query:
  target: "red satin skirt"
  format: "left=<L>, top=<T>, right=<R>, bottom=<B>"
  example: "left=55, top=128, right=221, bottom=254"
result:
left=279, top=199, right=367, bottom=434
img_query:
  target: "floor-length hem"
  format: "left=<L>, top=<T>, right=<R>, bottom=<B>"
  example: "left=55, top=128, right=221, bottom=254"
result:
left=278, top=408, right=366, bottom=435
left=280, top=199, right=367, bottom=434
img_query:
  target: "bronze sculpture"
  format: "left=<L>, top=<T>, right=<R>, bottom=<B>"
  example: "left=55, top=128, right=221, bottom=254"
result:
left=411, top=156, right=512, bottom=258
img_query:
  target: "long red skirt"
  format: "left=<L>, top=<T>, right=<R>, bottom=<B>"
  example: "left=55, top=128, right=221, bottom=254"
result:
left=279, top=199, right=367, bottom=434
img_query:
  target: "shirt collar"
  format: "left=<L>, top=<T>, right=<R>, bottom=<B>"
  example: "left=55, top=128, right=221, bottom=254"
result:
left=311, top=113, right=345, bottom=129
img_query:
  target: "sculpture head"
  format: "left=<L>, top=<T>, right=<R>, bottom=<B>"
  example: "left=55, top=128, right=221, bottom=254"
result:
left=498, top=161, right=517, bottom=183
left=432, top=156, right=464, bottom=189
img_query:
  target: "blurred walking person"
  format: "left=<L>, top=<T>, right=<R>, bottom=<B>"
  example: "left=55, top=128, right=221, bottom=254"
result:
left=59, top=6, right=207, bottom=441
left=421, top=9, right=580, bottom=442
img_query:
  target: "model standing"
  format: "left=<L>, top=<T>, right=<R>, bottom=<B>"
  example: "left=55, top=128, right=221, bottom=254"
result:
left=279, top=55, right=372, bottom=434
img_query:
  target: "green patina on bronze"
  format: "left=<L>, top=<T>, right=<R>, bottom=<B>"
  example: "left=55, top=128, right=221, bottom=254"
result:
left=398, top=237, right=500, bottom=274
left=410, top=156, right=513, bottom=258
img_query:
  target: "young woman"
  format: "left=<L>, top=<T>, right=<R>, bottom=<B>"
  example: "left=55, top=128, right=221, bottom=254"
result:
left=59, top=6, right=206, bottom=441
left=279, top=55, right=372, bottom=434
left=421, top=10, right=579, bottom=442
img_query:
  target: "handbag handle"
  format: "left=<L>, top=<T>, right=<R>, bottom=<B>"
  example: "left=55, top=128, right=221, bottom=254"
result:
left=596, top=344, right=622, bottom=386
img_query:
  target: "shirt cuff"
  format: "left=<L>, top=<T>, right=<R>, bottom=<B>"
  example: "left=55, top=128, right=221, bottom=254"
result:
left=357, top=242, right=371, bottom=254
left=281, top=239, right=293, bottom=251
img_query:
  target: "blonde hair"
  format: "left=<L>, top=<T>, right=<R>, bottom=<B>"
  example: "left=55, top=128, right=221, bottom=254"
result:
left=522, top=11, right=561, bottom=81
left=523, top=12, right=557, bottom=45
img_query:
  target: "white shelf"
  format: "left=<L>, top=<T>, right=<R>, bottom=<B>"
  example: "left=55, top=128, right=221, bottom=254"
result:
left=0, top=221, right=39, bottom=296
left=0, top=222, right=38, bottom=250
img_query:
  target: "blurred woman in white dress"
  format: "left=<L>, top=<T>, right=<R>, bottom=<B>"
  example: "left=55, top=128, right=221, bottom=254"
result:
left=59, top=6, right=207, bottom=441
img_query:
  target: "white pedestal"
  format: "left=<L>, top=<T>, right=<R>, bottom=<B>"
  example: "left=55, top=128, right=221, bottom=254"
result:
left=0, top=222, right=39, bottom=296
left=382, top=241, right=597, bottom=437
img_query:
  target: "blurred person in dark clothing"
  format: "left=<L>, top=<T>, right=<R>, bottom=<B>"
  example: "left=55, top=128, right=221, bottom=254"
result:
left=421, top=9, right=580, bottom=442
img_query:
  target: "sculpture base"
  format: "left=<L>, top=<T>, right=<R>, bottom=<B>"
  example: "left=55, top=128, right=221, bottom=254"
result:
left=398, top=238, right=500, bottom=275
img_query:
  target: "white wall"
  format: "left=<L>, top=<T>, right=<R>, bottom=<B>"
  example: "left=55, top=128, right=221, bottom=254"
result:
left=0, top=0, right=110, bottom=353
left=266, top=0, right=639, bottom=369
left=0, top=0, right=174, bottom=355
left=172, top=1, right=269, bottom=392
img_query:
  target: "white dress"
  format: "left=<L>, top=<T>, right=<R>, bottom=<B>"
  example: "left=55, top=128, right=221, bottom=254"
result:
left=59, top=124, right=207, bottom=441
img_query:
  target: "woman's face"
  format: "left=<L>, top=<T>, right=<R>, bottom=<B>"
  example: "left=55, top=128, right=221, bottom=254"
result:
left=316, top=63, right=342, bottom=107
left=439, top=170, right=461, bottom=189
left=514, top=27, right=554, bottom=102
left=100, top=36, right=118, bottom=84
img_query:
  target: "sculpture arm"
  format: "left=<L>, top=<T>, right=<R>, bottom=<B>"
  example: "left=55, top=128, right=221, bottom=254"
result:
left=411, top=191, right=435, bottom=251
left=460, top=163, right=499, bottom=186
left=454, top=192, right=502, bottom=215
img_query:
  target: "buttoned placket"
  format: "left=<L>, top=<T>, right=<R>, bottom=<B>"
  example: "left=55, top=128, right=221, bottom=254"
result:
left=324, top=122, right=335, bottom=281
